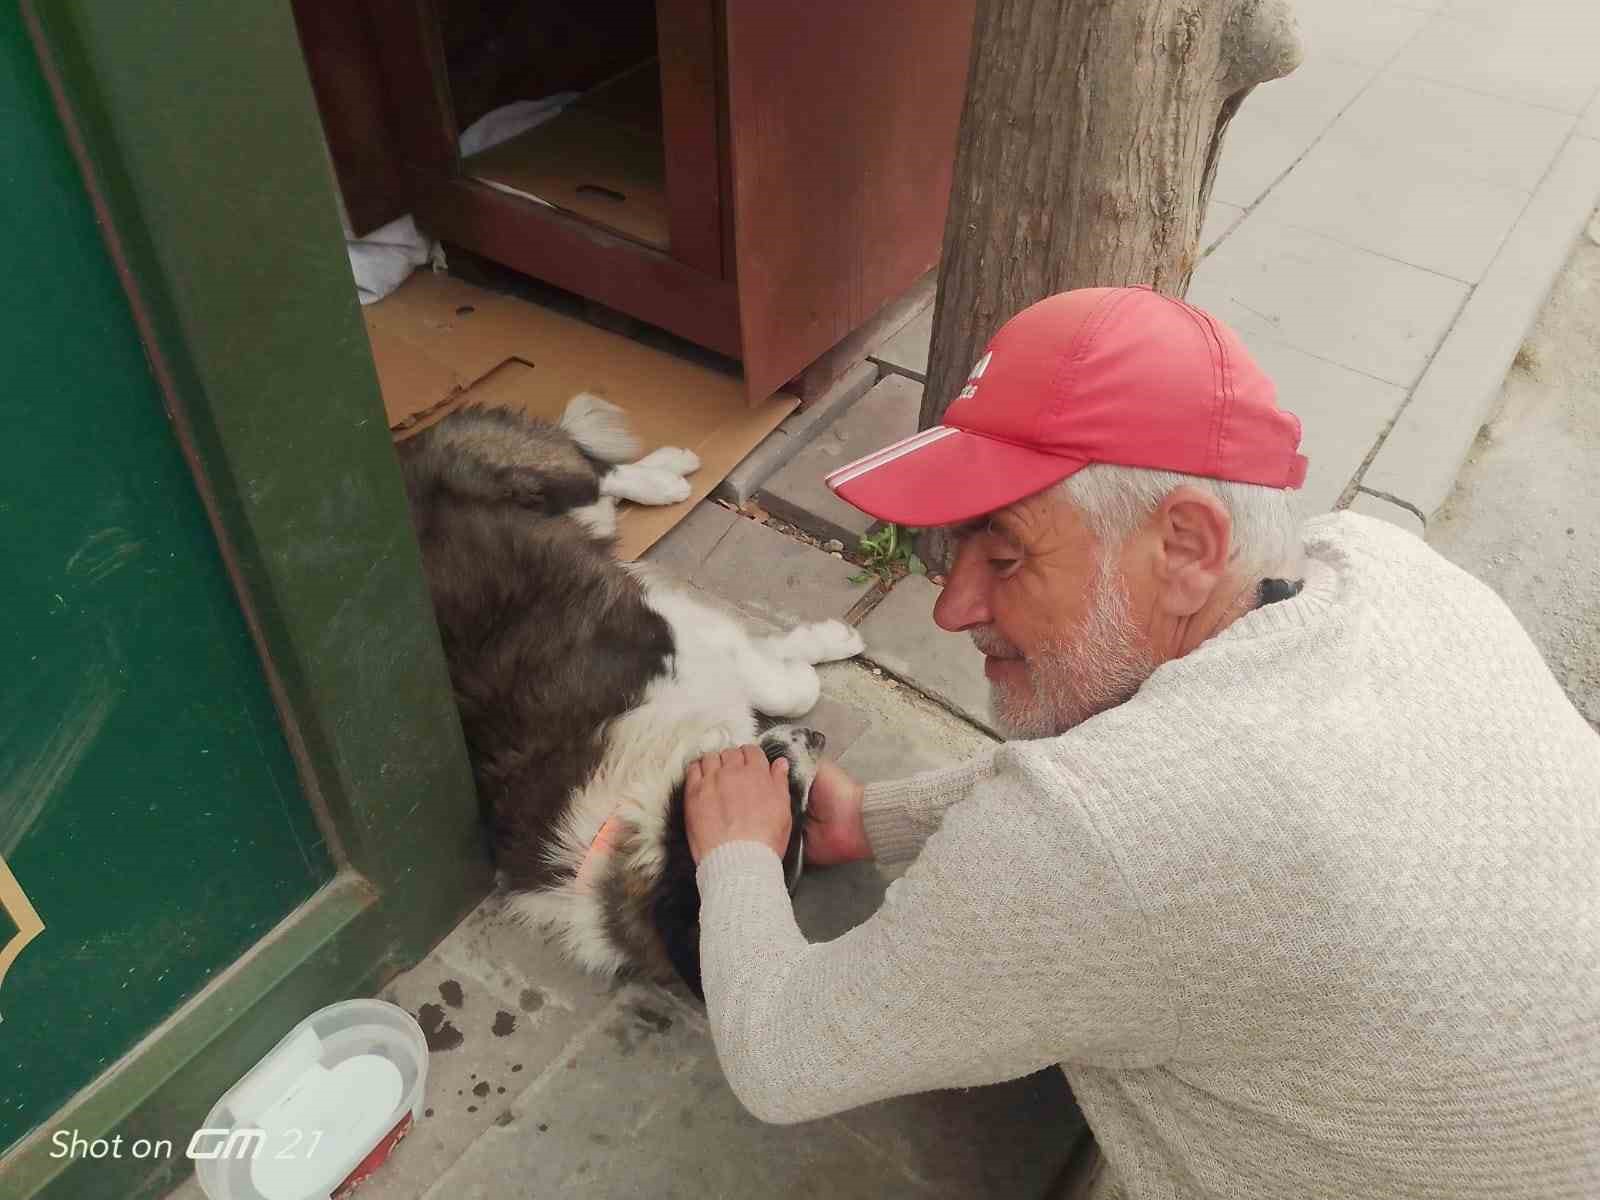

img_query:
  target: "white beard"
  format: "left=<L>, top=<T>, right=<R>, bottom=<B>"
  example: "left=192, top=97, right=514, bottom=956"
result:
left=979, top=561, right=1157, bottom=740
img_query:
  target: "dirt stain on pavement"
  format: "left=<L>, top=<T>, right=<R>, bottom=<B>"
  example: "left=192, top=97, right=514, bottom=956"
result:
left=417, top=1003, right=464, bottom=1052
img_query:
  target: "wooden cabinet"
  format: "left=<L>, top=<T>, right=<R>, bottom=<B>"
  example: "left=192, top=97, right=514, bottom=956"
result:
left=292, top=0, right=975, bottom=402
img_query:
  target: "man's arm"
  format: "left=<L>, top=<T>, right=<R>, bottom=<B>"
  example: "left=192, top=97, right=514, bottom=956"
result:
left=806, top=752, right=1003, bottom=870
left=695, top=756, right=1177, bottom=1125
left=858, top=755, right=1000, bottom=867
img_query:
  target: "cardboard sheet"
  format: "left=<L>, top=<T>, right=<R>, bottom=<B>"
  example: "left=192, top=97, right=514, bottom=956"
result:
left=461, top=61, right=669, bottom=251
left=364, top=272, right=796, bottom=559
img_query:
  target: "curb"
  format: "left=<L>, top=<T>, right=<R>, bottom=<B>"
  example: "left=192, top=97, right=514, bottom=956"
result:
left=1357, top=133, right=1600, bottom=522
left=711, top=360, right=879, bottom=505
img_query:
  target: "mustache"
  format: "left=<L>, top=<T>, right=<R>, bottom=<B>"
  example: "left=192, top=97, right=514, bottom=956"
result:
left=970, top=627, right=1021, bottom=659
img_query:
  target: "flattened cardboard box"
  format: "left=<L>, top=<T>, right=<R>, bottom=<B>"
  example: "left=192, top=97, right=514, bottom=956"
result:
left=364, top=272, right=796, bottom=559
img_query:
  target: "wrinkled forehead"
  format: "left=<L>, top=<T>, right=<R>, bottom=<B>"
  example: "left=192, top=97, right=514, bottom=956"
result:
left=951, top=488, right=1080, bottom=544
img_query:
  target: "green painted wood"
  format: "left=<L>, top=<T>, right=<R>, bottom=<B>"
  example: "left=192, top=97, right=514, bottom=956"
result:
left=3, top=0, right=494, bottom=1193
left=0, top=0, right=332, bottom=1153
left=0, top=879, right=395, bottom=1200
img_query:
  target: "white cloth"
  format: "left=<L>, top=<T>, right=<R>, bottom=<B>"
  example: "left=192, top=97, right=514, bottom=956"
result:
left=695, top=511, right=1600, bottom=1198
left=457, top=92, right=577, bottom=158
left=342, top=93, right=576, bottom=305
left=345, top=214, right=443, bottom=307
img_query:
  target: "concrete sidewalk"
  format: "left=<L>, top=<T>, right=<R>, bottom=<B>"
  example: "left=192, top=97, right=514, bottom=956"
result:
left=869, top=0, right=1600, bottom=537
left=166, top=4, right=1600, bottom=1197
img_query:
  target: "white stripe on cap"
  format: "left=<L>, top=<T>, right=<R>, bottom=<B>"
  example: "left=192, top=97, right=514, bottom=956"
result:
left=824, top=426, right=960, bottom=489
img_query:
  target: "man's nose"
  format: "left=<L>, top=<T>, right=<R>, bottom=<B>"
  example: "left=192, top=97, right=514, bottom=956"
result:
left=932, top=542, right=990, bottom=632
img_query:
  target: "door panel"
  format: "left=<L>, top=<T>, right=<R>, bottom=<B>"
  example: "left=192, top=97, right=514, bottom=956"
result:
left=723, top=0, right=975, bottom=402
left=5, top=3, right=491, bottom=1191
left=0, top=1, right=333, bottom=1151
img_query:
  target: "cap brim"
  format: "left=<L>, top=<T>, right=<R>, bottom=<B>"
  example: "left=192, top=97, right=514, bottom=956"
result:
left=824, top=426, right=1088, bottom=527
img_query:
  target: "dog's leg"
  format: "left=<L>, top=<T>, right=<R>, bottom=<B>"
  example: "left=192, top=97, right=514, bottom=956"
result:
left=631, top=446, right=701, bottom=477
left=601, top=463, right=693, bottom=507
left=741, top=653, right=823, bottom=718
left=759, top=619, right=865, bottom=665
left=569, top=495, right=618, bottom=539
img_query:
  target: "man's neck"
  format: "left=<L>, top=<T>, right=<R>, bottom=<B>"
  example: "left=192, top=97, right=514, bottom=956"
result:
left=1166, top=577, right=1266, bottom=659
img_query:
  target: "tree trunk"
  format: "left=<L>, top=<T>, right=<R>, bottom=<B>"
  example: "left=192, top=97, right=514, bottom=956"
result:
left=920, top=0, right=1302, bottom=430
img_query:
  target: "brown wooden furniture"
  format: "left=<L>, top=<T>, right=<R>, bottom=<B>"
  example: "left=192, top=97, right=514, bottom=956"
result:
left=291, top=0, right=975, bottom=402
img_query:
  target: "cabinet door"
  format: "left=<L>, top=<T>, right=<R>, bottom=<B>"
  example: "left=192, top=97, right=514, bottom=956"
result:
left=723, top=0, right=975, bottom=403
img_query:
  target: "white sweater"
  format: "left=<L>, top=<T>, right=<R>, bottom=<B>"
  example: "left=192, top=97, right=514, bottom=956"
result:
left=696, top=512, right=1600, bottom=1199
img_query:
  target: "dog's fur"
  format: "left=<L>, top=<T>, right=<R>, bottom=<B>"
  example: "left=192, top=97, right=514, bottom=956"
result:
left=396, top=397, right=861, bottom=997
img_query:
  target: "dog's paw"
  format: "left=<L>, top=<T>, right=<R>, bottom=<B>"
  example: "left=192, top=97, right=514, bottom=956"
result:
left=637, top=472, right=692, bottom=504
left=793, top=620, right=866, bottom=664
left=601, top=464, right=692, bottom=506
left=634, top=446, right=701, bottom=477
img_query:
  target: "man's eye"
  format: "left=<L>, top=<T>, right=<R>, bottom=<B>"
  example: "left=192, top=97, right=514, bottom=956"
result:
left=989, top=557, right=1019, bottom=576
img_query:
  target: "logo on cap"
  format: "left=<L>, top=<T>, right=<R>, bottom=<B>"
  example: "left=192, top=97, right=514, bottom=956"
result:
left=956, top=351, right=992, bottom=402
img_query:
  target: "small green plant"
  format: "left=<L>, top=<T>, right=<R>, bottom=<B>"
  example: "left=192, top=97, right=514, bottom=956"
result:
left=849, top=523, right=926, bottom=585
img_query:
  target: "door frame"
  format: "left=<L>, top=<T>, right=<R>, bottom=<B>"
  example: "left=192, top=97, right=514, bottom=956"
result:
left=4, top=3, right=491, bottom=1197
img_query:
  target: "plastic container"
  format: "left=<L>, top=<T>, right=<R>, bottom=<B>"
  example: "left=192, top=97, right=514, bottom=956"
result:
left=193, top=999, right=428, bottom=1200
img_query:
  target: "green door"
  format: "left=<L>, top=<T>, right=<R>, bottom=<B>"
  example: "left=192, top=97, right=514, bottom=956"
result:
left=2, top=3, right=492, bottom=1197
left=0, top=0, right=336, bottom=1150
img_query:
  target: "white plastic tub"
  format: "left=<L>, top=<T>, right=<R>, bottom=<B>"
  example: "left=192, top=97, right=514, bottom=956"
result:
left=193, top=998, right=428, bottom=1200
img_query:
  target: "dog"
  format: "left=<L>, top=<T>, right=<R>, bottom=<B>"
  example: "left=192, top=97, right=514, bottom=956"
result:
left=396, top=397, right=863, bottom=998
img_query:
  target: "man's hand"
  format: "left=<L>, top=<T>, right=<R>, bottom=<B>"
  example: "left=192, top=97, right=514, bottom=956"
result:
left=802, top=760, right=873, bottom=866
left=685, top=746, right=793, bottom=865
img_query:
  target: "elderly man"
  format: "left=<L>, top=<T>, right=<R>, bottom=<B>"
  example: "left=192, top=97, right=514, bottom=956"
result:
left=683, top=287, right=1600, bottom=1199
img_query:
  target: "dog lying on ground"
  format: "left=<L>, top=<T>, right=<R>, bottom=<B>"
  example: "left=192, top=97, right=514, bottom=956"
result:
left=396, top=397, right=863, bottom=997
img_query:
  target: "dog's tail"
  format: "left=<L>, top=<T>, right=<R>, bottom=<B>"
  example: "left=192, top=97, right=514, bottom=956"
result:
left=561, top=392, right=639, bottom=465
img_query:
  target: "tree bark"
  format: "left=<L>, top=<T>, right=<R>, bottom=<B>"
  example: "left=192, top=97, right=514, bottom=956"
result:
left=921, top=0, right=1302, bottom=438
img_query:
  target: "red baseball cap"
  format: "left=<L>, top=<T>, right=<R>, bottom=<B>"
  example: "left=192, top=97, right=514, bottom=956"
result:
left=825, top=286, right=1308, bottom=527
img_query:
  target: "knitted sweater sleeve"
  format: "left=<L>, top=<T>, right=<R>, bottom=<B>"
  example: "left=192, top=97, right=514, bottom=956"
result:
left=859, top=753, right=1001, bottom=867
left=695, top=754, right=1177, bottom=1125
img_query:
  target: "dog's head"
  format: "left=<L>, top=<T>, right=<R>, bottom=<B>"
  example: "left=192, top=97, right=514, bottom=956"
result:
left=757, top=724, right=826, bottom=894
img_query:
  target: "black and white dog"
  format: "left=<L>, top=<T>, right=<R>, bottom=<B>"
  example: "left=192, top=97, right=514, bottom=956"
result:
left=396, top=397, right=862, bottom=997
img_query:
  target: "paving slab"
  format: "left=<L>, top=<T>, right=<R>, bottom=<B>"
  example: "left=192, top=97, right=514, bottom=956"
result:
left=1288, top=0, right=1432, bottom=67
left=1186, top=213, right=1468, bottom=388
left=712, top=360, right=879, bottom=505
left=1201, top=200, right=1246, bottom=253
left=1319, top=74, right=1576, bottom=195
left=1391, top=11, right=1600, bottom=116
left=639, top=499, right=739, bottom=578
left=1441, top=0, right=1600, bottom=33
left=758, top=374, right=922, bottom=546
left=802, top=693, right=874, bottom=764
left=1211, top=54, right=1378, bottom=208
left=826, top=1068, right=1083, bottom=1200
left=366, top=903, right=623, bottom=1200
left=1347, top=489, right=1426, bottom=538
left=421, top=992, right=1076, bottom=1200
left=859, top=576, right=997, bottom=736
left=692, top=515, right=876, bottom=628
left=869, top=307, right=934, bottom=381
left=1361, top=136, right=1600, bottom=518
left=1256, top=133, right=1530, bottom=282
left=1582, top=90, right=1600, bottom=140
left=818, top=657, right=996, bottom=783
left=796, top=659, right=997, bottom=938
left=1235, top=333, right=1408, bottom=515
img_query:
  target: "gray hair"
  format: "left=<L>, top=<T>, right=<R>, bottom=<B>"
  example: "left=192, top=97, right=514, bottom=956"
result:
left=1052, top=464, right=1304, bottom=581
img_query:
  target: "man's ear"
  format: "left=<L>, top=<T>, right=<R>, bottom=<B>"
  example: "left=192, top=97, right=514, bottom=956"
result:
left=1149, top=486, right=1232, bottom=616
